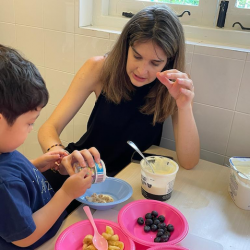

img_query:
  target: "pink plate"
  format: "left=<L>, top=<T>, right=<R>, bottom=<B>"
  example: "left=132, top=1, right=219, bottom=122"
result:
left=118, top=200, right=189, bottom=248
left=55, top=219, right=135, bottom=250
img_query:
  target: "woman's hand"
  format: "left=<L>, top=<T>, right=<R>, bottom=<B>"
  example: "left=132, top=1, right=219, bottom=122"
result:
left=59, top=147, right=101, bottom=175
left=31, top=151, right=67, bottom=172
left=156, top=70, right=194, bottom=110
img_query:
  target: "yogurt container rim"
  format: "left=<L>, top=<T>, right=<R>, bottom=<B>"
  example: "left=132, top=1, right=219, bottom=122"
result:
left=140, top=156, right=179, bottom=176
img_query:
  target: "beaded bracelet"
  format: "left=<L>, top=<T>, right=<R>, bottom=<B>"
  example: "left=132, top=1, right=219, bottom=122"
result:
left=46, top=143, right=64, bottom=152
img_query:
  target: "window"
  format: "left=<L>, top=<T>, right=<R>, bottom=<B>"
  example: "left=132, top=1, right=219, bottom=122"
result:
left=140, top=0, right=199, bottom=6
left=236, top=0, right=250, bottom=9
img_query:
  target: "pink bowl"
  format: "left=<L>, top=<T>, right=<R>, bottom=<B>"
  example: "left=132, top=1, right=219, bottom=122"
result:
left=147, top=246, right=188, bottom=250
left=118, top=200, right=188, bottom=248
left=55, top=219, right=135, bottom=250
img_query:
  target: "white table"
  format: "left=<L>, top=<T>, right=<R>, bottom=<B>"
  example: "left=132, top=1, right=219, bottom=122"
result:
left=37, top=146, right=250, bottom=250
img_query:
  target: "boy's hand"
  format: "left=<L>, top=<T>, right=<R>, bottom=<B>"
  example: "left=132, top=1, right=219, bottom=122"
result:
left=61, top=168, right=93, bottom=199
left=59, top=147, right=100, bottom=175
left=31, top=151, right=67, bottom=172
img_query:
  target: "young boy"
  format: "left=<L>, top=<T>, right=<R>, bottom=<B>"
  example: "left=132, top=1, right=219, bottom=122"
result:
left=0, top=45, right=100, bottom=249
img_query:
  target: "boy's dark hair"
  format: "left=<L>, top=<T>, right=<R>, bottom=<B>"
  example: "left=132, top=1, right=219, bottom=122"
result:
left=0, top=44, right=49, bottom=125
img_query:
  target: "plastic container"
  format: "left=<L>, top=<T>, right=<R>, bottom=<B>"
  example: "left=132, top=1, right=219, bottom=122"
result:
left=55, top=219, right=135, bottom=250
left=118, top=199, right=188, bottom=248
left=73, top=159, right=106, bottom=184
left=140, top=156, right=179, bottom=201
left=228, top=157, right=250, bottom=210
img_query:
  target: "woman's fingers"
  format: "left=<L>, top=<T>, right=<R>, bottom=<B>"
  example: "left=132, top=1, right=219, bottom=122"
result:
left=88, top=147, right=101, bottom=164
left=177, top=78, right=194, bottom=91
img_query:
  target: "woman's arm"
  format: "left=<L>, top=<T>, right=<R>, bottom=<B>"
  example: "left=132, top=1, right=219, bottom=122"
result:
left=156, top=70, right=200, bottom=169
left=172, top=106, right=200, bottom=169
left=38, top=56, right=105, bottom=153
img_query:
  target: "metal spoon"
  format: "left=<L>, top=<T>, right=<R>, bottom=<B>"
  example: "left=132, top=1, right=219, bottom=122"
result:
left=83, top=206, right=108, bottom=250
left=127, top=141, right=155, bottom=173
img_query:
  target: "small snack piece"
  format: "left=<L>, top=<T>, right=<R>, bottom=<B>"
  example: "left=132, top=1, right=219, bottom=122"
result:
left=86, top=193, right=114, bottom=203
left=83, top=235, right=93, bottom=245
left=83, top=225, right=124, bottom=250
left=106, top=226, right=114, bottom=236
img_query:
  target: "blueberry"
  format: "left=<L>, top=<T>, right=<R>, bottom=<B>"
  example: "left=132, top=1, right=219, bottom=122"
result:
left=164, top=231, right=171, bottom=237
left=154, top=237, right=161, bottom=242
left=158, top=215, right=165, bottom=222
left=151, top=210, right=158, bottom=218
left=137, top=217, right=144, bottom=225
left=167, top=224, right=174, bottom=232
left=160, top=234, right=169, bottom=242
left=157, top=231, right=164, bottom=237
left=144, top=225, right=151, bottom=232
left=151, top=224, right=158, bottom=232
left=158, top=222, right=166, bottom=229
left=145, top=219, right=153, bottom=226
left=153, top=219, right=160, bottom=225
left=145, top=213, right=152, bottom=219
left=157, top=228, right=164, bottom=233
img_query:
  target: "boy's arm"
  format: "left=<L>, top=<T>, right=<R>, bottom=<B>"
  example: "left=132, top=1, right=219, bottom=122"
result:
left=30, top=151, right=66, bottom=172
left=12, top=169, right=92, bottom=247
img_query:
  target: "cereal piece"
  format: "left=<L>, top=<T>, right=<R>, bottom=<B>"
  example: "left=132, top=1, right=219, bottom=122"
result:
left=110, top=234, right=119, bottom=241
left=108, top=240, right=124, bottom=250
left=86, top=245, right=97, bottom=250
left=108, top=246, right=120, bottom=250
left=82, top=243, right=88, bottom=250
left=102, top=232, right=112, bottom=240
left=83, top=235, right=93, bottom=245
left=106, top=226, right=114, bottom=236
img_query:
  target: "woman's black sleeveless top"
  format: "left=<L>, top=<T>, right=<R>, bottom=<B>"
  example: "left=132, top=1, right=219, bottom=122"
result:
left=66, top=82, right=163, bottom=176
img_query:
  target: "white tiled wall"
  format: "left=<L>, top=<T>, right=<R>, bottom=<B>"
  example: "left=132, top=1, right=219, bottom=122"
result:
left=0, top=0, right=249, bottom=166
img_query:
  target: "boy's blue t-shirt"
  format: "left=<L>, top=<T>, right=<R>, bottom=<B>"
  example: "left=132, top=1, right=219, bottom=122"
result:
left=0, top=151, right=66, bottom=250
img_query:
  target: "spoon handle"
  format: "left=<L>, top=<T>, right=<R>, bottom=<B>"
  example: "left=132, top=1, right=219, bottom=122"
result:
left=83, top=206, right=98, bottom=232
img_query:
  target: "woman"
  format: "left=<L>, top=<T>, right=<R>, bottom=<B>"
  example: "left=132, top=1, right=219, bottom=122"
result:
left=38, top=5, right=200, bottom=190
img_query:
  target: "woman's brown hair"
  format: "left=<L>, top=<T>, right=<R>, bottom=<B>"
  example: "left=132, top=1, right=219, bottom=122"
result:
left=101, top=5, right=186, bottom=125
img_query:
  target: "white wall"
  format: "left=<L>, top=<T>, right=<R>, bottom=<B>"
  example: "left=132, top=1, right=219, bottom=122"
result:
left=0, top=0, right=250, bottom=166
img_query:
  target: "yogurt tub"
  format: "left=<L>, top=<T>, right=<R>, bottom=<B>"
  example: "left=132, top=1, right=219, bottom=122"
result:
left=140, top=156, right=179, bottom=201
left=229, top=157, right=250, bottom=210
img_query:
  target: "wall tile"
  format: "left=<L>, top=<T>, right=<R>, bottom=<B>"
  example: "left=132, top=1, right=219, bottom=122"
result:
left=73, top=112, right=89, bottom=142
left=247, top=53, right=250, bottom=61
left=0, top=0, right=15, bottom=23
left=200, top=149, right=225, bottom=165
left=186, top=43, right=194, bottom=53
left=226, top=112, right=250, bottom=157
left=186, top=52, right=193, bottom=64
left=191, top=53, right=244, bottom=109
left=79, top=92, right=96, bottom=116
left=160, top=138, right=176, bottom=152
left=236, top=61, right=250, bottom=114
left=44, top=0, right=74, bottom=33
left=45, top=68, right=74, bottom=106
left=44, top=30, right=74, bottom=73
left=24, top=130, right=43, bottom=159
left=193, top=103, right=234, bottom=155
left=16, top=25, right=44, bottom=67
left=14, top=0, right=43, bottom=28
left=194, top=45, right=247, bottom=60
left=74, top=34, right=111, bottom=73
left=0, top=23, right=16, bottom=47
left=162, top=116, right=174, bottom=141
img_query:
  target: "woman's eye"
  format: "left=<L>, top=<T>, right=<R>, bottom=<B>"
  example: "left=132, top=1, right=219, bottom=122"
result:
left=134, top=55, right=141, bottom=60
left=29, top=123, right=34, bottom=126
left=152, top=62, right=160, bottom=67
